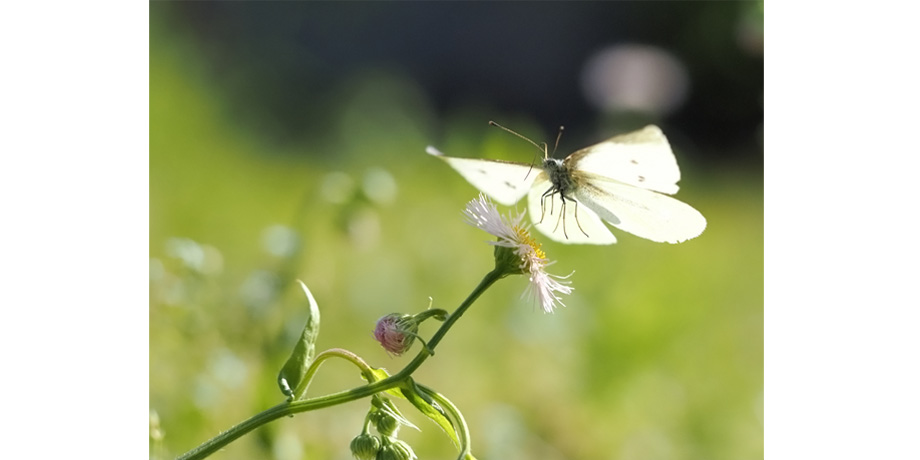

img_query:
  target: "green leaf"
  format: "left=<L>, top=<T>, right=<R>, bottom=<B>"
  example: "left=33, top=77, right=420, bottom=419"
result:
left=415, top=383, right=479, bottom=460
left=277, top=280, right=321, bottom=399
left=362, top=366, right=391, bottom=384
left=361, top=367, right=408, bottom=401
left=399, top=378, right=460, bottom=448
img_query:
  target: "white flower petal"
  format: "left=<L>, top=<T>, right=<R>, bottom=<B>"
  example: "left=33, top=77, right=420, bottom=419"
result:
left=464, top=194, right=573, bottom=312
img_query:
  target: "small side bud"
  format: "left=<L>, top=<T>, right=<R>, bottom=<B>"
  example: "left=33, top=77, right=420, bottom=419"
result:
left=377, top=438, right=417, bottom=460
left=371, top=409, right=400, bottom=437
left=349, top=433, right=381, bottom=460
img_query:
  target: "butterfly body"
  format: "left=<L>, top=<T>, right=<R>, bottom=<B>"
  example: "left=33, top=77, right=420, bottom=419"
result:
left=542, top=158, right=576, bottom=196
left=427, top=125, right=706, bottom=245
left=536, top=157, right=587, bottom=238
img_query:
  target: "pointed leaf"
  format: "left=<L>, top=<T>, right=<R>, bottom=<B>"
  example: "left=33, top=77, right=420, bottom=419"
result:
left=361, top=367, right=409, bottom=400
left=362, top=366, right=391, bottom=384
left=415, top=383, right=479, bottom=460
left=277, top=281, right=321, bottom=398
left=399, top=379, right=460, bottom=448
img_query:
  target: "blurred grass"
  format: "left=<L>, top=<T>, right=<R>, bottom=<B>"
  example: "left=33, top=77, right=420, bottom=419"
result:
left=150, top=19, right=762, bottom=460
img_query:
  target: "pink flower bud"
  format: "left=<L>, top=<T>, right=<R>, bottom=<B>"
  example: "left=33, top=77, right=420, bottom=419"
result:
left=373, top=314, right=417, bottom=356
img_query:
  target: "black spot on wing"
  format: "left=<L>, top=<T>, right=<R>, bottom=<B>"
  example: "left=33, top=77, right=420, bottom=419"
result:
left=504, top=181, right=517, bottom=189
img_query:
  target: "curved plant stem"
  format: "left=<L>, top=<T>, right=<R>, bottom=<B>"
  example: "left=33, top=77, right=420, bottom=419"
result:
left=177, top=268, right=504, bottom=460
left=292, top=348, right=374, bottom=400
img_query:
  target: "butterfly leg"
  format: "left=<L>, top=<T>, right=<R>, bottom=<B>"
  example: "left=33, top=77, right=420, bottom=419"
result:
left=553, top=194, right=570, bottom=239
left=572, top=200, right=590, bottom=238
left=542, top=186, right=572, bottom=239
left=539, top=185, right=557, bottom=224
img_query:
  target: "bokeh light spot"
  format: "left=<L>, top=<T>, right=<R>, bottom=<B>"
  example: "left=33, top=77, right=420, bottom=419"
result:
left=362, top=167, right=398, bottom=205
left=581, top=44, right=689, bottom=116
left=320, top=171, right=355, bottom=204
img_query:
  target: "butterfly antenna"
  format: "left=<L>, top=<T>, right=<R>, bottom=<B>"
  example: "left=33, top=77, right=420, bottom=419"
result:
left=552, top=126, right=564, bottom=157
left=488, top=121, right=547, bottom=157
left=524, top=160, right=536, bottom=180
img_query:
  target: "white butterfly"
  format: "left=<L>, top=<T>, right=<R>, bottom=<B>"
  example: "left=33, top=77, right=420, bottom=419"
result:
left=426, top=123, right=706, bottom=245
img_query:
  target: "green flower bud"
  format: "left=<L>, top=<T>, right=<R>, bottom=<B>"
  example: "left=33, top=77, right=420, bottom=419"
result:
left=376, top=438, right=417, bottom=460
left=349, top=433, right=381, bottom=460
left=371, top=409, right=400, bottom=437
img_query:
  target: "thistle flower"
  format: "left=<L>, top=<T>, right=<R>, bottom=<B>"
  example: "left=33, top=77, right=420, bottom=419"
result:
left=373, top=308, right=446, bottom=356
left=464, top=194, right=573, bottom=313
left=373, top=313, right=417, bottom=356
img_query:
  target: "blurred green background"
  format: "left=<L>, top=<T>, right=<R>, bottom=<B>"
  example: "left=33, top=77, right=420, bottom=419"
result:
left=150, top=3, right=762, bottom=460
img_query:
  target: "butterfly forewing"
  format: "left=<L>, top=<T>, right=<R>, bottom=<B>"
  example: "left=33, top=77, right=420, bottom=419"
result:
left=564, top=125, right=681, bottom=195
left=428, top=147, right=535, bottom=206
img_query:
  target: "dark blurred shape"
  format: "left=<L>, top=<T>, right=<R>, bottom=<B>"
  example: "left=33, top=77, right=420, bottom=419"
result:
left=152, top=2, right=762, bottom=164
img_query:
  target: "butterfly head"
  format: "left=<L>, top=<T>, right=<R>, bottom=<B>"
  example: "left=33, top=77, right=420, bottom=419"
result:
left=543, top=157, right=563, bottom=168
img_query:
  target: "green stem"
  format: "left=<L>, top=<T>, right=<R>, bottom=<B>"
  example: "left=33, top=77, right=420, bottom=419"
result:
left=177, top=268, right=505, bottom=460
left=392, top=267, right=504, bottom=379
left=293, top=348, right=374, bottom=400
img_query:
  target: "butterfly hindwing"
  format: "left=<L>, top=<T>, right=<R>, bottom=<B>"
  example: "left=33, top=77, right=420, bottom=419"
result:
left=572, top=172, right=706, bottom=244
